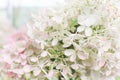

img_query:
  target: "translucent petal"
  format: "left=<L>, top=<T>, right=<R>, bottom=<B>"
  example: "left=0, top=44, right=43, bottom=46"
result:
left=40, top=51, right=48, bottom=57
left=70, top=54, right=76, bottom=62
left=52, top=39, right=58, bottom=46
left=77, top=26, right=85, bottom=32
left=64, top=49, right=75, bottom=56
left=77, top=52, right=89, bottom=60
left=23, top=65, right=32, bottom=73
left=71, top=64, right=79, bottom=70
left=33, top=68, right=41, bottom=76
left=30, top=56, right=38, bottom=63
left=85, top=27, right=92, bottom=36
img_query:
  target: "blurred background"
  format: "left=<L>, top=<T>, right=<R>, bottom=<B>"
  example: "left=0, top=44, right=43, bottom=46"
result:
left=0, top=0, right=65, bottom=46
left=0, top=0, right=65, bottom=28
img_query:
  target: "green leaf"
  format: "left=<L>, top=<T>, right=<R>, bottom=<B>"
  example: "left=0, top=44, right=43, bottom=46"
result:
left=0, top=45, right=3, bottom=48
left=52, top=77, right=59, bottom=80
left=70, top=19, right=78, bottom=32
left=116, top=76, right=120, bottom=80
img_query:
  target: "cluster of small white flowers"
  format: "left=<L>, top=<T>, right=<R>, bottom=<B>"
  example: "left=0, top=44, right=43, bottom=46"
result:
left=1, top=0, right=120, bottom=80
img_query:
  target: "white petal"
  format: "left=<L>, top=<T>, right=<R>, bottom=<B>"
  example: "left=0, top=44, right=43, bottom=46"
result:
left=61, top=72, right=69, bottom=80
left=63, top=38, right=72, bottom=47
left=47, top=70, right=54, bottom=79
left=33, top=68, right=41, bottom=76
left=25, top=49, right=34, bottom=57
left=78, top=14, right=88, bottom=24
left=20, top=54, right=27, bottom=59
left=115, top=52, right=120, bottom=59
left=70, top=54, right=76, bottom=62
left=14, top=57, right=22, bottom=63
left=98, top=60, right=105, bottom=68
left=81, top=75, right=88, bottom=80
left=30, top=56, right=38, bottom=62
left=21, top=61, right=27, bottom=65
left=105, top=71, right=111, bottom=76
left=41, top=43, right=45, bottom=49
left=64, top=49, right=75, bottom=56
left=77, top=52, right=89, bottom=60
left=85, top=27, right=92, bottom=36
left=103, top=42, right=111, bottom=51
left=24, top=73, right=31, bottom=79
left=52, top=16, right=63, bottom=24
left=63, top=42, right=72, bottom=47
left=52, top=39, right=58, bottom=46
left=78, top=14, right=100, bottom=26
left=73, top=42, right=81, bottom=50
left=17, top=48, right=25, bottom=53
left=93, top=60, right=105, bottom=70
left=23, top=65, right=32, bottom=73
left=56, top=64, right=65, bottom=69
left=40, top=51, right=48, bottom=57
left=71, top=64, right=79, bottom=70
left=11, top=69, right=24, bottom=75
left=77, top=26, right=85, bottom=32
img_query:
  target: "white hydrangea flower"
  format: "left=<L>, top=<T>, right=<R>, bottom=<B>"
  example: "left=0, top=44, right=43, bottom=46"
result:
left=1, top=0, right=120, bottom=80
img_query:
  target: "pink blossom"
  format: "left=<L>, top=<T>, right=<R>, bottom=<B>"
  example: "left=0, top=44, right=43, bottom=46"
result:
left=7, top=27, right=28, bottom=44
left=4, top=63, right=11, bottom=69
left=8, top=71, right=17, bottom=78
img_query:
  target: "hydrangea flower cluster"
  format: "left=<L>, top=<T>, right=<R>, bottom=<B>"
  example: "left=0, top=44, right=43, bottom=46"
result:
left=1, top=0, right=120, bottom=80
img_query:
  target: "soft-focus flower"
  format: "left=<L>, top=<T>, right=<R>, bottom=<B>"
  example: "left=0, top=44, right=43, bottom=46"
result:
left=1, top=0, right=120, bottom=80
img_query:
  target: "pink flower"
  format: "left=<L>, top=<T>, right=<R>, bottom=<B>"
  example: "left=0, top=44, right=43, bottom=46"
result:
left=5, top=63, right=11, bottom=69
left=8, top=71, right=17, bottom=78
left=40, top=31, right=49, bottom=40
left=11, top=32, right=26, bottom=41
left=8, top=30, right=27, bottom=43
left=19, top=39, right=31, bottom=54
